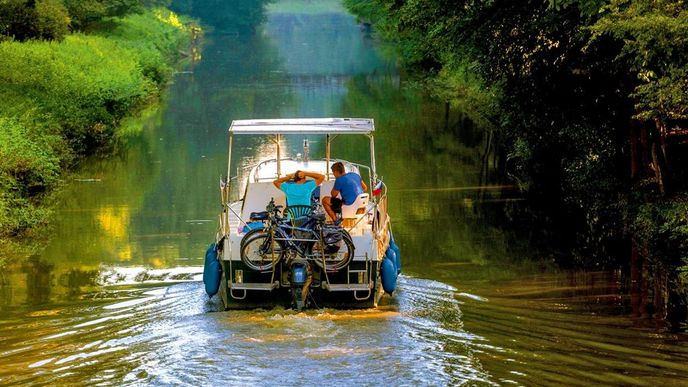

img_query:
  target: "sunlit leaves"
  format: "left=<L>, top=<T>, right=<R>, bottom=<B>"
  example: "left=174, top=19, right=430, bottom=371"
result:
left=587, top=0, right=688, bottom=121
left=0, top=8, right=191, bottom=237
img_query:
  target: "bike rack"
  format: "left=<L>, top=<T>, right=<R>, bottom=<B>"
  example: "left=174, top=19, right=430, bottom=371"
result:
left=321, top=252, right=373, bottom=301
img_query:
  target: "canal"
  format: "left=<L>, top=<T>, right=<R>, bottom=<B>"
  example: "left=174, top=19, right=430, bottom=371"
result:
left=1, top=0, right=687, bottom=385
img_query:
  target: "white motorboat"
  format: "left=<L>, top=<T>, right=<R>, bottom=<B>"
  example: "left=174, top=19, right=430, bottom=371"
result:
left=203, top=118, right=401, bottom=309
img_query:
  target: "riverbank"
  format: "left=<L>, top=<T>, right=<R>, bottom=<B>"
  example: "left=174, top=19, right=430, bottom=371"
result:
left=0, top=8, right=198, bottom=258
left=344, top=0, right=688, bottom=324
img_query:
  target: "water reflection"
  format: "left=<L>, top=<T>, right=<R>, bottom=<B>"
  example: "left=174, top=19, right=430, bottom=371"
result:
left=171, top=0, right=272, bottom=35
left=21, top=256, right=54, bottom=305
left=0, top=276, right=496, bottom=385
left=2, top=1, right=688, bottom=385
left=2, top=273, right=687, bottom=385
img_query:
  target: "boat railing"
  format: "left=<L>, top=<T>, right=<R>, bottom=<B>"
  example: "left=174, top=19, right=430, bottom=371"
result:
left=227, top=156, right=390, bottom=240
left=247, top=157, right=370, bottom=183
left=374, top=184, right=391, bottom=249
left=251, top=157, right=296, bottom=182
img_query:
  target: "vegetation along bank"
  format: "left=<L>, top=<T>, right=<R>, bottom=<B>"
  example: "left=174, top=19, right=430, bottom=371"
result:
left=0, top=1, right=197, bottom=253
left=344, top=0, right=688, bottom=325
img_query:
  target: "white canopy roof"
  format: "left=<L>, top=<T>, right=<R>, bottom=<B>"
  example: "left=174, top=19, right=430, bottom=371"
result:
left=229, top=118, right=374, bottom=135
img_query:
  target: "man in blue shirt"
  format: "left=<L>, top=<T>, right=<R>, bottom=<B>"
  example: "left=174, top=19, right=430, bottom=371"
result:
left=323, top=162, right=367, bottom=221
left=273, top=170, right=325, bottom=207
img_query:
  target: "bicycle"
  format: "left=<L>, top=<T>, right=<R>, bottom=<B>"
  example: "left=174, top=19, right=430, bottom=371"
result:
left=240, top=198, right=355, bottom=271
left=239, top=198, right=355, bottom=309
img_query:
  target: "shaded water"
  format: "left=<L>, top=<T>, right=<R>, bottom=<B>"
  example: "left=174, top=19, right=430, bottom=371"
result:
left=1, top=1, right=687, bottom=385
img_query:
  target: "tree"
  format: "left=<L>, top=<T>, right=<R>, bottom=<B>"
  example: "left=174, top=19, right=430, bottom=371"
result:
left=345, top=0, right=688, bottom=322
left=0, top=0, right=70, bottom=41
left=62, top=0, right=142, bottom=31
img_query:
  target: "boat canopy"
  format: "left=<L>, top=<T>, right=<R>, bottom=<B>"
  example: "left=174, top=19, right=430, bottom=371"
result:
left=229, top=118, right=374, bottom=135
left=224, top=118, right=378, bottom=201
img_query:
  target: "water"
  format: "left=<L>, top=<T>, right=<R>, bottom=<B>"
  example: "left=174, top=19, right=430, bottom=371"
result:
left=1, top=1, right=687, bottom=385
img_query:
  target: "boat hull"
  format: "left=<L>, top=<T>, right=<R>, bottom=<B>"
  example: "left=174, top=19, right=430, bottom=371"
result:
left=219, top=259, right=384, bottom=310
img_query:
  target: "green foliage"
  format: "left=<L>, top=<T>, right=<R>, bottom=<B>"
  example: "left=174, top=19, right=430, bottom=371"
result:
left=587, top=0, right=688, bottom=120
left=0, top=117, right=60, bottom=237
left=0, top=8, right=191, bottom=237
left=62, top=0, right=107, bottom=31
left=0, top=0, right=70, bottom=41
left=547, top=0, right=606, bottom=19
left=63, top=0, right=143, bottom=31
left=0, top=117, right=61, bottom=194
left=632, top=195, right=688, bottom=298
left=427, top=61, right=503, bottom=131
left=633, top=196, right=688, bottom=265
left=171, top=0, right=272, bottom=34
left=34, top=0, right=70, bottom=40
left=345, top=0, right=687, bottom=269
left=0, top=195, right=52, bottom=237
left=0, top=34, right=154, bottom=151
left=93, top=9, right=191, bottom=85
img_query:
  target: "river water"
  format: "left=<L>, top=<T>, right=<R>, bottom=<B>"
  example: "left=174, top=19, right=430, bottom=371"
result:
left=1, top=1, right=687, bottom=385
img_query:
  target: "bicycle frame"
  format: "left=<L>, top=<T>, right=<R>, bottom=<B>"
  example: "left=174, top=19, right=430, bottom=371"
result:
left=245, top=199, right=349, bottom=272
left=267, top=216, right=321, bottom=259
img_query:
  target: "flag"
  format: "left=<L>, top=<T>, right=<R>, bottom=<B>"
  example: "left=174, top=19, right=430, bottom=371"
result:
left=372, top=179, right=383, bottom=196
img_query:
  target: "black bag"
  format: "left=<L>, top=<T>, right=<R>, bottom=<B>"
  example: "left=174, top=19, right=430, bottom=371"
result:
left=322, top=225, right=344, bottom=254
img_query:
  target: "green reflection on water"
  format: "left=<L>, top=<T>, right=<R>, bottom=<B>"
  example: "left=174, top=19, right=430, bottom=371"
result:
left=2, top=3, right=687, bottom=386
left=3, top=1, right=524, bottom=307
left=171, top=0, right=272, bottom=34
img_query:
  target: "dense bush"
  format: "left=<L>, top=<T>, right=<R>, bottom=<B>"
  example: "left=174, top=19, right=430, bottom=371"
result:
left=0, top=117, right=61, bottom=236
left=96, top=9, right=191, bottom=84
left=0, top=35, right=154, bottom=152
left=0, top=8, right=192, bottom=237
left=59, top=0, right=142, bottom=31
left=0, top=0, right=71, bottom=41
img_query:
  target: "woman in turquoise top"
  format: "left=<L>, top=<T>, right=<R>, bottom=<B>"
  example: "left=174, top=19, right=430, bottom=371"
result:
left=273, top=170, right=325, bottom=207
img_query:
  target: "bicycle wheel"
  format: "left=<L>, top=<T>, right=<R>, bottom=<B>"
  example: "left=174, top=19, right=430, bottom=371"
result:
left=240, top=231, right=283, bottom=271
left=311, top=231, right=355, bottom=271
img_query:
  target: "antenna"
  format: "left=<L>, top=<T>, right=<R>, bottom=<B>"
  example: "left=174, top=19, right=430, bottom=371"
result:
left=303, top=138, right=309, bottom=162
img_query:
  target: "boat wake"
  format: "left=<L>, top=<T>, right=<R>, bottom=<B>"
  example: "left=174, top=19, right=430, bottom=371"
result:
left=0, top=274, right=497, bottom=386
left=97, top=266, right=204, bottom=286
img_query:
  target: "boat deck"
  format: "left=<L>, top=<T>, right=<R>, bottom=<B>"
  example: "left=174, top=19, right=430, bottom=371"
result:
left=221, top=158, right=380, bottom=263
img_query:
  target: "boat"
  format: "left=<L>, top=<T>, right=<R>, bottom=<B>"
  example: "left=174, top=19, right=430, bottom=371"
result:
left=204, top=118, right=401, bottom=310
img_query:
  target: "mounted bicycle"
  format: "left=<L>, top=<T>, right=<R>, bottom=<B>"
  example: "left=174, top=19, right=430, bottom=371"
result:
left=239, top=198, right=355, bottom=309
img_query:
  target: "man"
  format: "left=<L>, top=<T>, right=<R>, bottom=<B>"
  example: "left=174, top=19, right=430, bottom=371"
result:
left=322, top=162, right=367, bottom=221
left=273, top=170, right=325, bottom=207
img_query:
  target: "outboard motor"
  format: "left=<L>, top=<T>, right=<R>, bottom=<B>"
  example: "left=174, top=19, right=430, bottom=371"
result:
left=290, top=259, right=311, bottom=310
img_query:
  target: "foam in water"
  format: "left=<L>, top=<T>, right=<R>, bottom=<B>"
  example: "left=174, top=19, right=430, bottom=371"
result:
left=98, top=266, right=204, bottom=286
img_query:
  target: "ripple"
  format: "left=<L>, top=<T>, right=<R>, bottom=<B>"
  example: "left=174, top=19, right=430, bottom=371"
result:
left=2, top=272, right=687, bottom=386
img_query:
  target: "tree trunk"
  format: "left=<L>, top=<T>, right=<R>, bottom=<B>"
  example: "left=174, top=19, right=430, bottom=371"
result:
left=653, top=117, right=669, bottom=168
left=630, top=240, right=641, bottom=318
left=639, top=123, right=651, bottom=174
left=444, top=102, right=450, bottom=132
left=640, top=247, right=650, bottom=318
left=650, top=142, right=666, bottom=194
left=653, top=266, right=667, bottom=320
left=630, top=124, right=639, bottom=179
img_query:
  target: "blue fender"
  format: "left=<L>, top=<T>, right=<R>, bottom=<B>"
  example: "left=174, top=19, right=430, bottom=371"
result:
left=203, top=243, right=222, bottom=297
left=380, top=257, right=397, bottom=294
left=389, top=232, right=401, bottom=274
left=385, top=248, right=397, bottom=274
